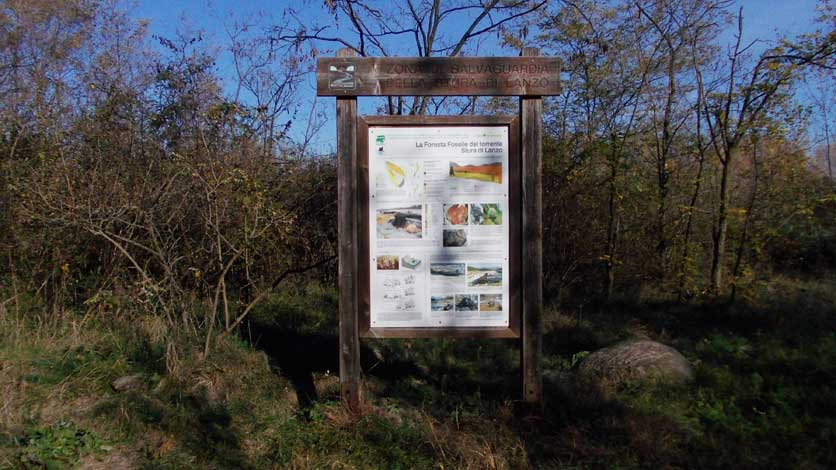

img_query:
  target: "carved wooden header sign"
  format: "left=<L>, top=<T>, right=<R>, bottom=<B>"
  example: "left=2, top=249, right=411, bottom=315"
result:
left=317, top=50, right=557, bottom=411
left=317, top=57, right=561, bottom=96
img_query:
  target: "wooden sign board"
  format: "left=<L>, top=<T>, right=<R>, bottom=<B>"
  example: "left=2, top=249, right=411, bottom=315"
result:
left=321, top=48, right=544, bottom=409
left=317, top=57, right=561, bottom=97
left=357, top=116, right=521, bottom=338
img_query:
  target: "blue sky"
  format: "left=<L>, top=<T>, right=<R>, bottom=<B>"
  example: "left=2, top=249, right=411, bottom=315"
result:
left=133, top=0, right=822, bottom=41
left=130, top=0, right=825, bottom=151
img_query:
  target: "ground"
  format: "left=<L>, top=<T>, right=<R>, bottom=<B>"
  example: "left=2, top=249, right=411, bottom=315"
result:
left=1, top=275, right=834, bottom=469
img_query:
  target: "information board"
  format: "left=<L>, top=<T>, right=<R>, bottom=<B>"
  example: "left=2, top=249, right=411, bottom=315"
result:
left=319, top=49, right=549, bottom=408
left=368, top=126, right=510, bottom=329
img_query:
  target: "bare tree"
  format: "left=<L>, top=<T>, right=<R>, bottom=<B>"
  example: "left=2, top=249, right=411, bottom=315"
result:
left=806, top=72, right=836, bottom=183
left=541, top=1, right=666, bottom=298
left=634, top=0, right=728, bottom=277
left=275, top=0, right=547, bottom=115
left=221, top=12, right=306, bottom=158
left=676, top=23, right=713, bottom=300
left=701, top=8, right=804, bottom=293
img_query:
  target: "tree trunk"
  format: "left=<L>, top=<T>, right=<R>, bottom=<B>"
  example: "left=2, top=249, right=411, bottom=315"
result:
left=677, top=146, right=705, bottom=302
left=710, top=159, right=731, bottom=294
left=605, top=162, right=618, bottom=300
left=655, top=45, right=676, bottom=279
left=656, top=185, right=668, bottom=275
left=730, top=138, right=758, bottom=303
left=679, top=53, right=706, bottom=302
left=824, top=106, right=833, bottom=184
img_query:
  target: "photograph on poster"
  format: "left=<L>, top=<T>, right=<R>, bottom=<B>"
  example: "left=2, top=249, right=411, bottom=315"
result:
left=376, top=255, right=400, bottom=270
left=443, top=204, right=468, bottom=226
left=470, top=203, right=502, bottom=225
left=479, top=294, right=502, bottom=312
left=430, top=295, right=455, bottom=311
left=430, top=263, right=465, bottom=290
left=467, top=263, right=503, bottom=287
left=449, top=161, right=502, bottom=184
left=376, top=205, right=423, bottom=239
left=443, top=229, right=468, bottom=247
left=401, top=255, right=422, bottom=270
left=455, top=294, right=478, bottom=311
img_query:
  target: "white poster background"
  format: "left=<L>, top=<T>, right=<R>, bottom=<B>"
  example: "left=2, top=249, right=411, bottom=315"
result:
left=369, top=126, right=510, bottom=328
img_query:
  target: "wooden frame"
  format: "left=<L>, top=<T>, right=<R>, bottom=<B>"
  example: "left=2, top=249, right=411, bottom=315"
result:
left=322, top=47, right=549, bottom=410
left=357, top=115, right=522, bottom=339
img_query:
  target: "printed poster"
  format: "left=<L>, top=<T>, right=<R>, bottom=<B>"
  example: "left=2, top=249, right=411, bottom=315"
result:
left=368, top=126, right=510, bottom=328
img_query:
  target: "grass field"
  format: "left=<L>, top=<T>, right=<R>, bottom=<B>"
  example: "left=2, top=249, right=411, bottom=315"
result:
left=1, top=276, right=834, bottom=469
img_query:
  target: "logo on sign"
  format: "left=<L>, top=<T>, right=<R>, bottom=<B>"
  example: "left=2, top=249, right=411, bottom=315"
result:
left=376, top=135, right=385, bottom=154
left=329, top=63, right=356, bottom=90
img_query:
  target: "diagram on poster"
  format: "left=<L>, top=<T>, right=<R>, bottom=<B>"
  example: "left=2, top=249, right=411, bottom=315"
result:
left=369, top=126, right=510, bottom=328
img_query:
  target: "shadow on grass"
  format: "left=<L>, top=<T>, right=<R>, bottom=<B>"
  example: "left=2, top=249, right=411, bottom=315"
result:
left=244, top=320, right=430, bottom=410
left=240, top=277, right=835, bottom=467
left=93, top=388, right=250, bottom=469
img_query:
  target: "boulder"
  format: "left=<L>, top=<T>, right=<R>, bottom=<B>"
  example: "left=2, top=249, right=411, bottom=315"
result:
left=578, top=340, right=694, bottom=386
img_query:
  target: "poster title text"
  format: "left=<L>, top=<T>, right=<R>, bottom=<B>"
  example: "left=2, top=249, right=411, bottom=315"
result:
left=415, top=140, right=503, bottom=154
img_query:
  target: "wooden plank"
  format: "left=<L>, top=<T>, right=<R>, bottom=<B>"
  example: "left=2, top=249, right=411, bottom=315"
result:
left=357, top=118, right=371, bottom=335
left=336, top=48, right=362, bottom=412
left=356, top=115, right=521, bottom=339
left=364, top=327, right=518, bottom=339
left=508, top=116, right=522, bottom=338
left=520, top=48, right=544, bottom=406
left=317, top=56, right=561, bottom=97
left=361, top=115, right=518, bottom=126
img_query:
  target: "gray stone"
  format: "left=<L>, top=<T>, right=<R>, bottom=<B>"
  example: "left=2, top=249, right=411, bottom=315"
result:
left=578, top=340, right=694, bottom=386
left=443, top=229, right=467, bottom=247
left=111, top=374, right=145, bottom=393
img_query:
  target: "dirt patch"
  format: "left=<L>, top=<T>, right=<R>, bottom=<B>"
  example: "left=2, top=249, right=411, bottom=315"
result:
left=77, top=445, right=140, bottom=470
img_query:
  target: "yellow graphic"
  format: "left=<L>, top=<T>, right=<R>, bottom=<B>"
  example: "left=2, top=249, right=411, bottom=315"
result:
left=386, top=161, right=405, bottom=187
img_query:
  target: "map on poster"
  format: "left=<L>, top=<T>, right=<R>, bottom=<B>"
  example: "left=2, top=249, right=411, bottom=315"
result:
left=369, top=126, right=510, bottom=328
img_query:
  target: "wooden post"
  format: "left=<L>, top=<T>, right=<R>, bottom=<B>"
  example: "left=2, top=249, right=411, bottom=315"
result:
left=317, top=50, right=559, bottom=410
left=520, top=47, right=544, bottom=407
left=336, top=48, right=362, bottom=411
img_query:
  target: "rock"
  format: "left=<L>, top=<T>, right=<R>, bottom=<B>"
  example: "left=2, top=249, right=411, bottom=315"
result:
left=111, top=374, right=145, bottom=393
left=443, top=229, right=467, bottom=247
left=445, top=204, right=468, bottom=225
left=578, top=340, right=694, bottom=386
